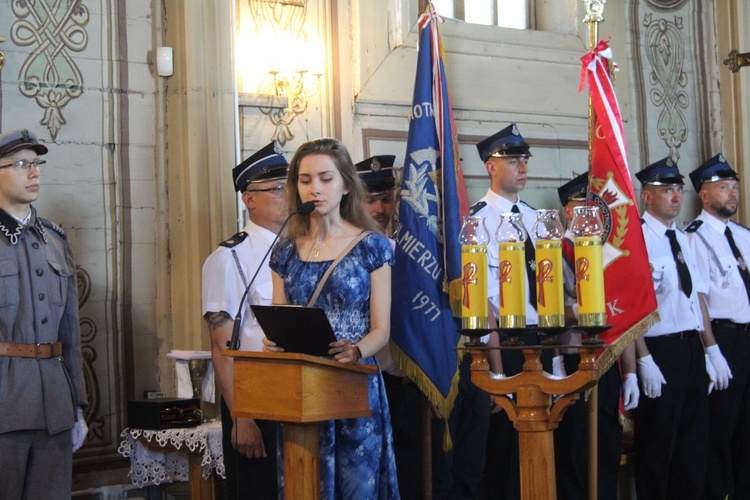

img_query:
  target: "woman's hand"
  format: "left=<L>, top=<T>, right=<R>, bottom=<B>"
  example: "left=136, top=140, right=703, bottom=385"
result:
left=261, top=336, right=284, bottom=353
left=329, top=339, right=360, bottom=364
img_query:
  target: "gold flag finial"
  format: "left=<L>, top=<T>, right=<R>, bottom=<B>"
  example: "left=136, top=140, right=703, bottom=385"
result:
left=582, top=0, right=606, bottom=23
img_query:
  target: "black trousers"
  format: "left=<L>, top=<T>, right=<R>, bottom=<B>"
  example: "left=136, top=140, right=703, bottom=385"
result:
left=220, top=398, right=278, bottom=500
left=432, top=354, right=491, bottom=500
left=634, top=334, right=708, bottom=500
left=483, top=331, right=553, bottom=500
left=705, top=321, right=750, bottom=500
left=383, top=372, right=425, bottom=499
left=553, top=356, right=623, bottom=500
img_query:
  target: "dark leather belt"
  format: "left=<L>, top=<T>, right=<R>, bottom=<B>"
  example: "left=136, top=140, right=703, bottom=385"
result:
left=712, top=319, right=750, bottom=332
left=0, top=341, right=63, bottom=359
left=659, top=330, right=698, bottom=340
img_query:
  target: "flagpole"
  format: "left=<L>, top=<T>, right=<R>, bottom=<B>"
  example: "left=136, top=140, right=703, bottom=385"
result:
left=582, top=2, right=605, bottom=500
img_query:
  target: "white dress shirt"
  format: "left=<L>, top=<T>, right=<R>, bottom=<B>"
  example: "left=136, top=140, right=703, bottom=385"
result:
left=472, top=188, right=538, bottom=325
left=641, top=211, right=706, bottom=336
left=201, top=220, right=276, bottom=352
left=685, top=209, right=750, bottom=324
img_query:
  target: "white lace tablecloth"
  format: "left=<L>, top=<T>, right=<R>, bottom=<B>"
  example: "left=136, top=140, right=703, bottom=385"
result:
left=118, top=420, right=225, bottom=488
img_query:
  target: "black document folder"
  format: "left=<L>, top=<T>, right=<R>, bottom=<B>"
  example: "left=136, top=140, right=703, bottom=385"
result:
left=251, top=305, right=338, bottom=357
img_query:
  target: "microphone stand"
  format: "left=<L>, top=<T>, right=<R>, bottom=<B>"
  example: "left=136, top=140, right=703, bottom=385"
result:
left=227, top=201, right=315, bottom=350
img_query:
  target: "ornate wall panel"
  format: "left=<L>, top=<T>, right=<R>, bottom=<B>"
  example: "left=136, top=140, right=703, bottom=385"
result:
left=630, top=0, right=719, bottom=174
left=0, top=0, right=161, bottom=463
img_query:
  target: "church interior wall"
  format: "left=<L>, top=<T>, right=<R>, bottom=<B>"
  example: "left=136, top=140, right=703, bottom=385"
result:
left=1, top=0, right=747, bottom=493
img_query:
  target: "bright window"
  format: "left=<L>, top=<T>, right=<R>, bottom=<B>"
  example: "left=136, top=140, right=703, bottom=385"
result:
left=430, top=0, right=530, bottom=30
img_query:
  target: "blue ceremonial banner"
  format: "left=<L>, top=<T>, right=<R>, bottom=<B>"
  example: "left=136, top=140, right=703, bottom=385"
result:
left=390, top=3, right=469, bottom=417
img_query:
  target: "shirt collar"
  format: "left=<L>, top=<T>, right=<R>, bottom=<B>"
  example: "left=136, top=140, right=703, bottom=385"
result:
left=484, top=188, right=520, bottom=213
left=642, top=211, right=675, bottom=237
left=0, top=206, right=46, bottom=245
left=243, top=219, right=277, bottom=247
left=699, top=209, right=729, bottom=234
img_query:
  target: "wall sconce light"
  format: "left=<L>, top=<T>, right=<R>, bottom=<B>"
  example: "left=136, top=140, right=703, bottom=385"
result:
left=257, top=69, right=322, bottom=146
left=723, top=49, right=750, bottom=73
left=235, top=1, right=324, bottom=147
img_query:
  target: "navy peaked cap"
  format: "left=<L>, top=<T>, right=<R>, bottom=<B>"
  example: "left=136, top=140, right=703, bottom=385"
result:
left=476, top=123, right=532, bottom=162
left=635, top=157, right=684, bottom=186
left=232, top=142, right=288, bottom=192
left=688, top=153, right=738, bottom=191
left=356, top=155, right=396, bottom=194
left=557, top=172, right=589, bottom=206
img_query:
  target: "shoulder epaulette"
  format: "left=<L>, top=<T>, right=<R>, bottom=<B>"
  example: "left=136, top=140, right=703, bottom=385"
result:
left=40, top=218, right=67, bottom=239
left=219, top=231, right=248, bottom=248
left=469, top=201, right=487, bottom=216
left=684, top=220, right=703, bottom=233
left=519, top=200, right=536, bottom=211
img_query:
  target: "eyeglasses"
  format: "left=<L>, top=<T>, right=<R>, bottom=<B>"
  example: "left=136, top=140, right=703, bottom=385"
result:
left=0, top=159, right=46, bottom=172
left=246, top=185, right=285, bottom=196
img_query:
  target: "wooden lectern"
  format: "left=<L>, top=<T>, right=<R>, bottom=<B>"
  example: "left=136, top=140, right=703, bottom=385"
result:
left=227, top=351, right=377, bottom=500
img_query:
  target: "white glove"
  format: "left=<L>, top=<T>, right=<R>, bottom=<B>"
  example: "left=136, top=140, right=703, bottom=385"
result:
left=72, top=408, right=88, bottom=453
left=705, top=354, right=717, bottom=394
left=622, top=372, right=640, bottom=410
left=637, top=355, right=666, bottom=398
left=552, top=355, right=567, bottom=378
left=706, top=344, right=733, bottom=391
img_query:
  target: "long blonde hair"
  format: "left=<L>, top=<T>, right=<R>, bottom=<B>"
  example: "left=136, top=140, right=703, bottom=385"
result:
left=286, top=138, right=380, bottom=240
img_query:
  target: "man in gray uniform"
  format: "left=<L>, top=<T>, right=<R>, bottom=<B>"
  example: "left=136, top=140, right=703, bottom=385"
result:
left=201, top=142, right=288, bottom=499
left=0, top=129, right=88, bottom=499
left=685, top=154, right=747, bottom=499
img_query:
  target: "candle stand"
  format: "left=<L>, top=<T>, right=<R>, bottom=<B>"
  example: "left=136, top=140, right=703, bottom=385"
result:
left=461, top=326, right=609, bottom=500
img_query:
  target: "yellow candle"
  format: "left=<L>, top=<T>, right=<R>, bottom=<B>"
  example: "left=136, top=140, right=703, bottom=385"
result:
left=535, top=239, right=565, bottom=327
left=498, top=242, right=526, bottom=328
left=461, top=245, right=489, bottom=329
left=574, top=236, right=606, bottom=326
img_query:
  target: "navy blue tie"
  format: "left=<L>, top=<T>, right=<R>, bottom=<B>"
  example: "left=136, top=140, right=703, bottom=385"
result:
left=511, top=205, right=537, bottom=309
left=725, top=226, right=750, bottom=303
left=665, top=229, right=692, bottom=298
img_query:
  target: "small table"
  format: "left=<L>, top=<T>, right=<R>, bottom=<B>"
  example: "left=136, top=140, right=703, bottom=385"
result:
left=118, top=420, right=224, bottom=499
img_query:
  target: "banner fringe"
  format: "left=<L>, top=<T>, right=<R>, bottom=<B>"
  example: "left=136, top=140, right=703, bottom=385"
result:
left=390, top=341, right=461, bottom=451
left=597, top=310, right=660, bottom=373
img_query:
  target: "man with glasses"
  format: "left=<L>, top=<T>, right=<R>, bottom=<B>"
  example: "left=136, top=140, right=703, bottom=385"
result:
left=633, top=157, right=721, bottom=499
left=201, top=142, right=288, bottom=499
left=0, top=129, right=88, bottom=498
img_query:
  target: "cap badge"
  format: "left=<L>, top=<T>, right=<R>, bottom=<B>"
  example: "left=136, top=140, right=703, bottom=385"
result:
left=370, top=158, right=382, bottom=172
left=718, top=153, right=726, bottom=164
left=666, top=158, right=674, bottom=167
left=21, top=130, right=32, bottom=142
left=273, top=142, right=283, bottom=155
left=511, top=124, right=520, bottom=136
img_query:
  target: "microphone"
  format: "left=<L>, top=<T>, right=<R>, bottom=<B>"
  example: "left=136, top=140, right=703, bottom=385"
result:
left=227, top=200, right=315, bottom=350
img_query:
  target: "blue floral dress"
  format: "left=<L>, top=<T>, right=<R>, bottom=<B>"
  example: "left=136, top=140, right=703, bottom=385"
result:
left=269, top=231, right=400, bottom=500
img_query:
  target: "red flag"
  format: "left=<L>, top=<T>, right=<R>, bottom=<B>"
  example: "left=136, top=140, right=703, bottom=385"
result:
left=579, top=39, right=659, bottom=372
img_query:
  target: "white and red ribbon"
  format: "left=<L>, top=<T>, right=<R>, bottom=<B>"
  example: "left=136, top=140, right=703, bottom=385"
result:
left=579, top=38, right=633, bottom=193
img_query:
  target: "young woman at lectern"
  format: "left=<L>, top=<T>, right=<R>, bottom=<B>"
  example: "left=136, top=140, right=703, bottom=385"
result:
left=262, top=138, right=400, bottom=499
